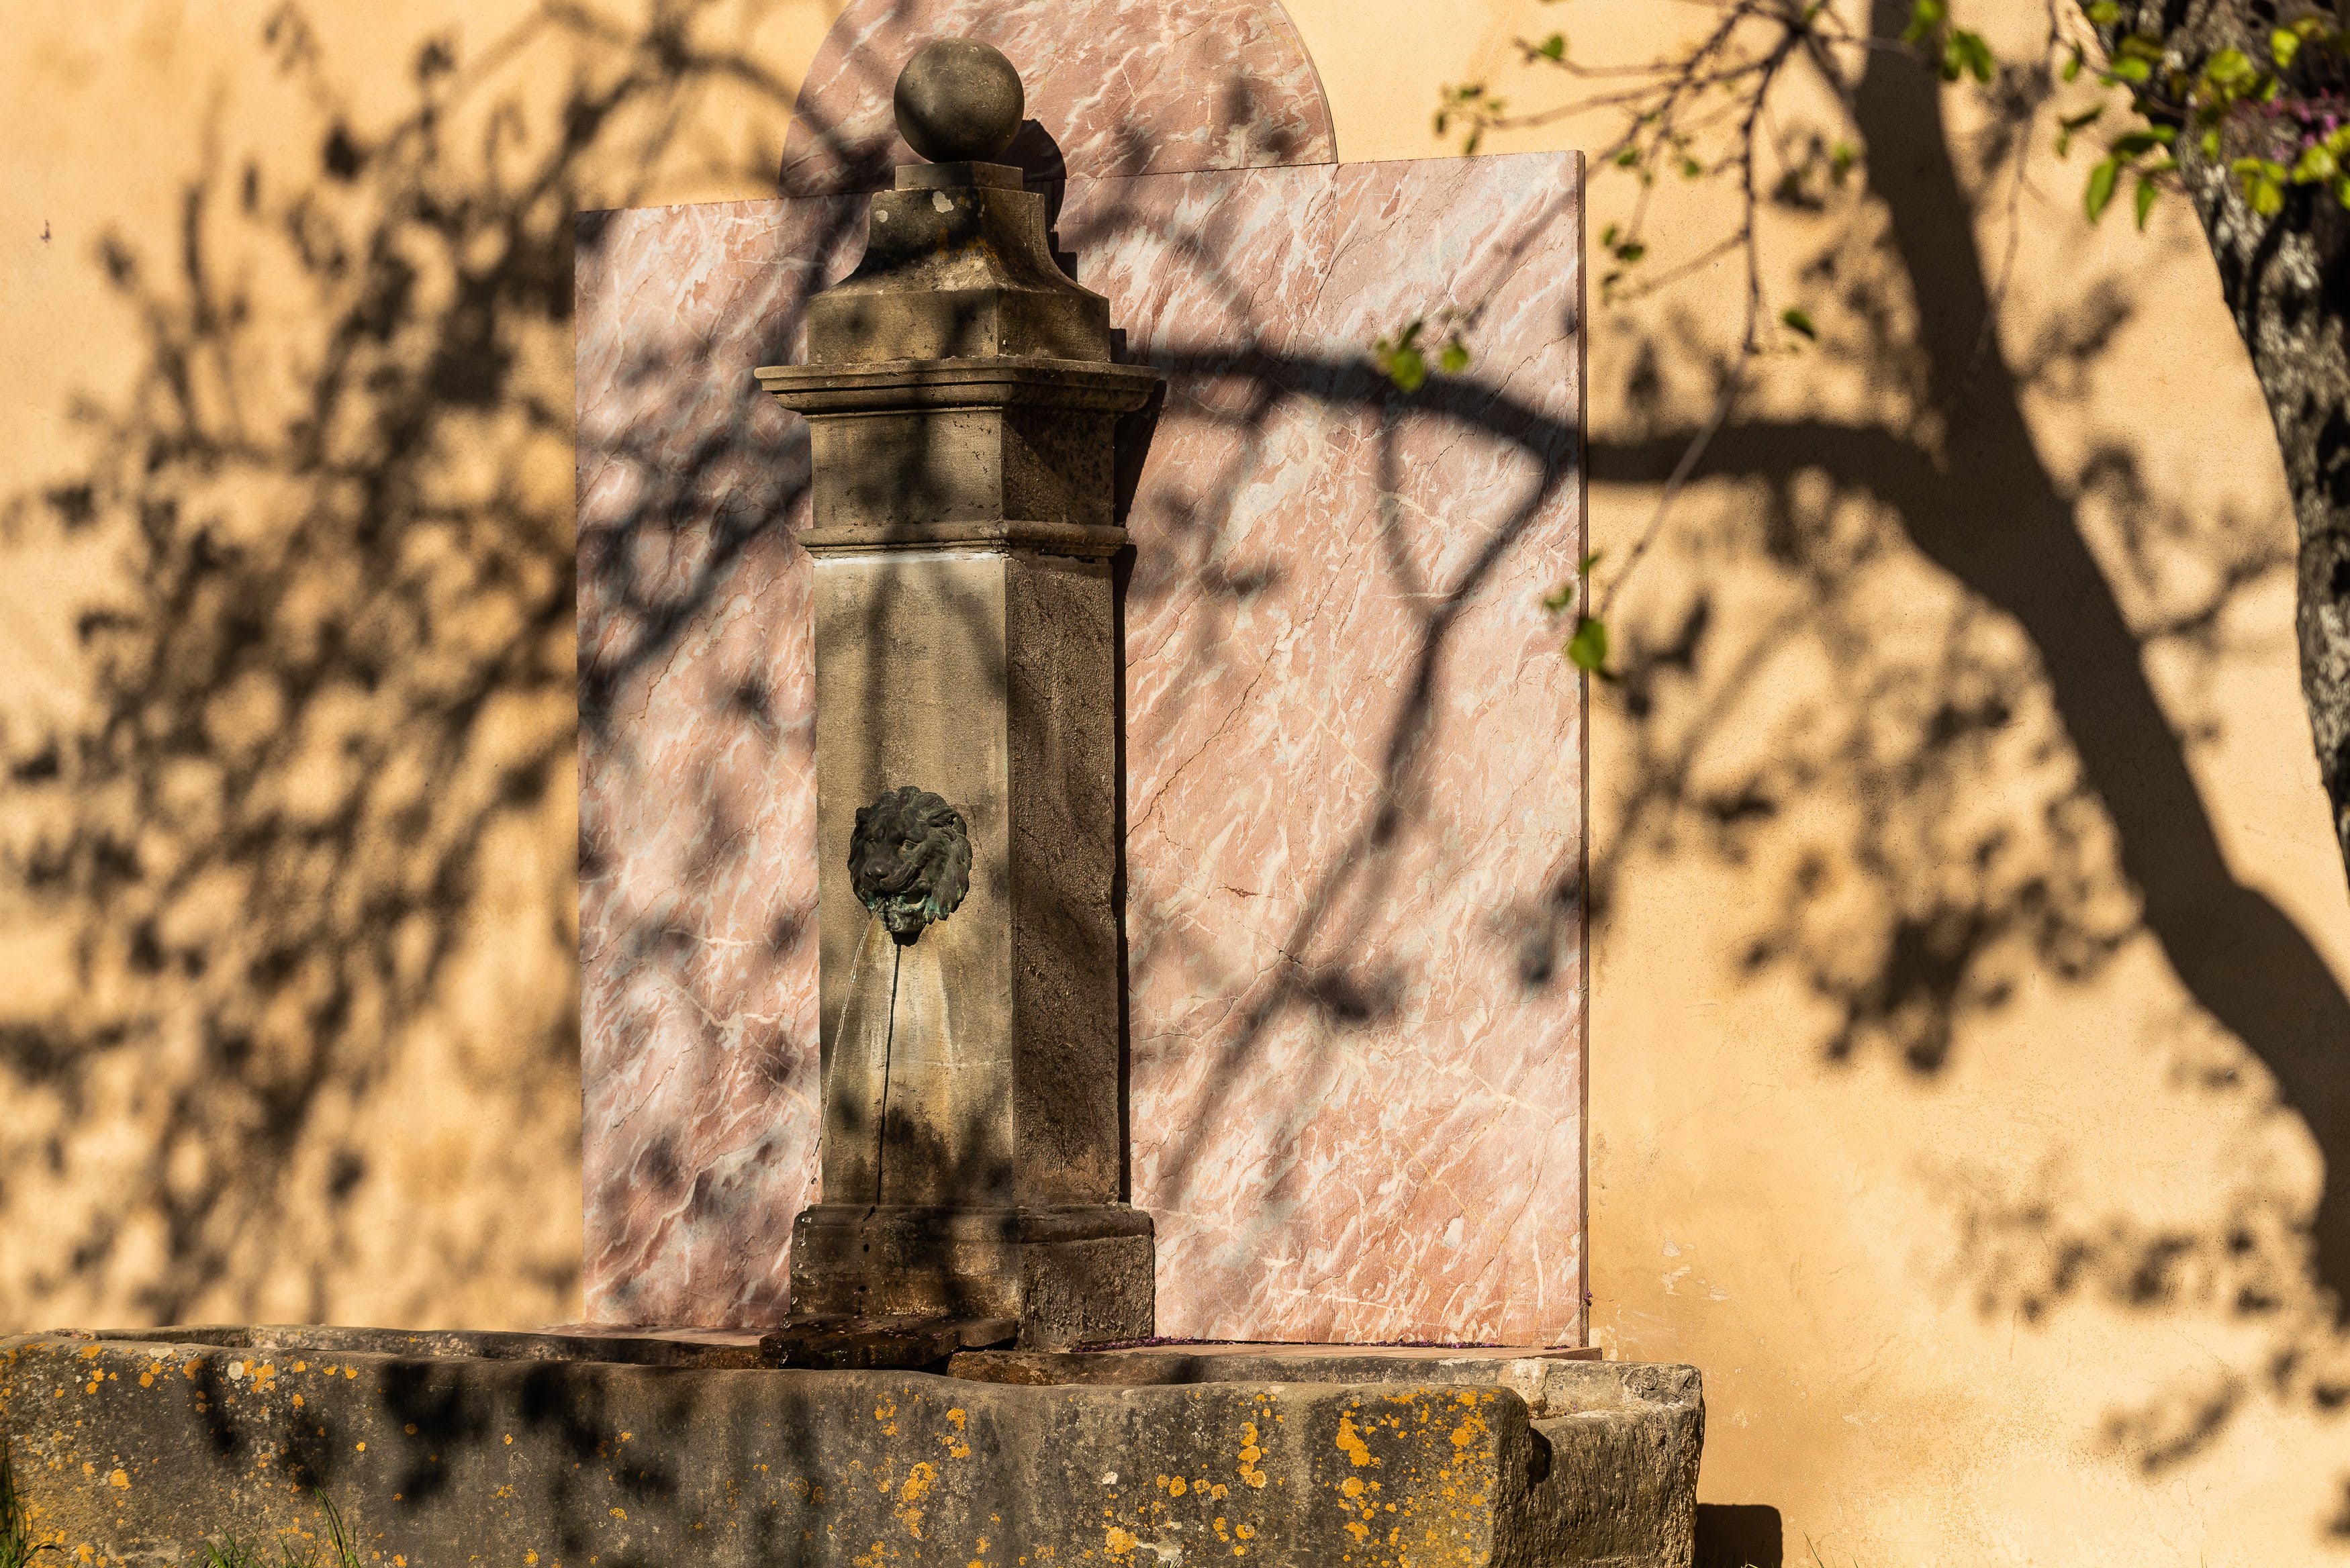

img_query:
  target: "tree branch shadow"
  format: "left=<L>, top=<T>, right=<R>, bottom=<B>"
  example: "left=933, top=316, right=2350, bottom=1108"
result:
left=0, top=0, right=810, bottom=1330
left=1587, top=14, right=2350, bottom=1529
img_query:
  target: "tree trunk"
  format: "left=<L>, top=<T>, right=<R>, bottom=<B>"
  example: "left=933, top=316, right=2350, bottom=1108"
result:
left=2096, top=1, right=2350, bottom=893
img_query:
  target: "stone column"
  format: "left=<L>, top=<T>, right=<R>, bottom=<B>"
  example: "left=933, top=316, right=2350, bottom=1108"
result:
left=756, top=40, right=1160, bottom=1350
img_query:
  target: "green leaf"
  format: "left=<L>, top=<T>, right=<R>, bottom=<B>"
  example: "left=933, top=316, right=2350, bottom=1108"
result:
left=2334, top=175, right=2350, bottom=209
left=2232, top=161, right=2288, bottom=215
left=1579, top=548, right=1604, bottom=576
left=1374, top=322, right=1430, bottom=392
left=2085, top=156, right=2122, bottom=222
left=2104, top=56, right=2152, bottom=83
left=2110, top=128, right=2173, bottom=158
left=1537, top=32, right=1566, bottom=60
left=1902, top=0, right=1947, bottom=46
left=2203, top=47, right=2254, bottom=89
left=1615, top=146, right=1640, bottom=167
left=1950, top=30, right=1995, bottom=84
left=1566, top=616, right=1609, bottom=673
left=2085, top=0, right=2120, bottom=20
left=2298, top=144, right=2340, bottom=183
left=2200, top=127, right=2222, bottom=158
left=1438, top=339, right=1471, bottom=375
left=1615, top=240, right=1646, bottom=263
left=1600, top=224, right=1619, bottom=248
left=2273, top=28, right=2302, bottom=68
left=1681, top=157, right=1703, bottom=179
left=2059, top=105, right=2107, bottom=132
left=2062, top=50, right=2084, bottom=83
left=1541, top=581, right=1576, bottom=614
left=1781, top=307, right=1818, bottom=340
left=1830, top=140, right=1858, bottom=181
left=2134, top=174, right=2159, bottom=229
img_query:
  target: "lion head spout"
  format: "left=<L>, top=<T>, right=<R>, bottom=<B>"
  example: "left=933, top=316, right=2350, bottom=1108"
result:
left=849, top=786, right=972, bottom=944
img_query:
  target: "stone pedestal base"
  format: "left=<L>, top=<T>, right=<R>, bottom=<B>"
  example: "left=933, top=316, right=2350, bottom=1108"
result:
left=788, top=1202, right=1153, bottom=1348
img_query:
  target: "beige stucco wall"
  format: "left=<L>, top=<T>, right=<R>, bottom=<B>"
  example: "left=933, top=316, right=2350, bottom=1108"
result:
left=7, top=0, right=2350, bottom=1560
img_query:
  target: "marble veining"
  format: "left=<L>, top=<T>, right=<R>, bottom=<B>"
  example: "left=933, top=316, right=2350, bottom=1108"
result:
left=778, top=0, right=1336, bottom=196
left=576, top=154, right=1587, bottom=1342
left=575, top=197, right=858, bottom=1328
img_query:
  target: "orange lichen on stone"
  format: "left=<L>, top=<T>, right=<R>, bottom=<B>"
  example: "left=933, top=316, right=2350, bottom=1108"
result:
left=1334, top=1413, right=1374, bottom=1469
left=1234, top=1420, right=1268, bottom=1489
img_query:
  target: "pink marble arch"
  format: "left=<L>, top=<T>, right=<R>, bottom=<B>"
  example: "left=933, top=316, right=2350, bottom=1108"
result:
left=577, top=151, right=1588, bottom=1344
left=777, top=0, right=1336, bottom=196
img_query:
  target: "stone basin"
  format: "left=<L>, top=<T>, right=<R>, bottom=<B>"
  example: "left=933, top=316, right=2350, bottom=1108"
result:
left=1, top=1329, right=1697, bottom=1566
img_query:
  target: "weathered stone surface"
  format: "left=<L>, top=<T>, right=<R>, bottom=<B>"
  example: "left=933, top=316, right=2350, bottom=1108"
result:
left=954, top=1347, right=1702, bottom=1568
left=3, top=1335, right=1586, bottom=1567
left=780, top=538, right=1155, bottom=1342
left=81, top=1323, right=767, bottom=1368
left=755, top=360, right=1160, bottom=536
left=743, top=106, right=1164, bottom=1344
left=788, top=1202, right=1155, bottom=1349
left=951, top=1344, right=1607, bottom=1405
left=758, top=1314, right=1015, bottom=1370
left=1511, top=1365, right=1703, bottom=1568
left=891, top=39, right=1025, bottom=165
left=799, top=177, right=1111, bottom=364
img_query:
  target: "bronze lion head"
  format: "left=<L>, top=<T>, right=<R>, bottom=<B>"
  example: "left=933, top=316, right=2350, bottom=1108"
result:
left=849, top=786, right=972, bottom=944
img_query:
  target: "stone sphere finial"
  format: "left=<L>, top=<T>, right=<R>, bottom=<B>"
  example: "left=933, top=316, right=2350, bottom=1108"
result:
left=893, top=38, right=1025, bottom=164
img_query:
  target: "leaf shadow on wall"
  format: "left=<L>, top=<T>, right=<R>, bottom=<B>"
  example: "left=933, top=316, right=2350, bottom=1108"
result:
left=1585, top=23, right=2350, bottom=1539
left=0, top=0, right=810, bottom=1330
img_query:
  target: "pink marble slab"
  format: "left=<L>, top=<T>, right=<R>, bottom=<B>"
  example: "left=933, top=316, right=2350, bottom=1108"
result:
left=778, top=0, right=1335, bottom=196
left=576, top=152, right=1587, bottom=1342
left=575, top=196, right=857, bottom=1328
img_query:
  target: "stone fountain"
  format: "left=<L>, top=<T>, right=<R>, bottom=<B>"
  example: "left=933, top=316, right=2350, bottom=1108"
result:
left=754, top=38, right=1159, bottom=1355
